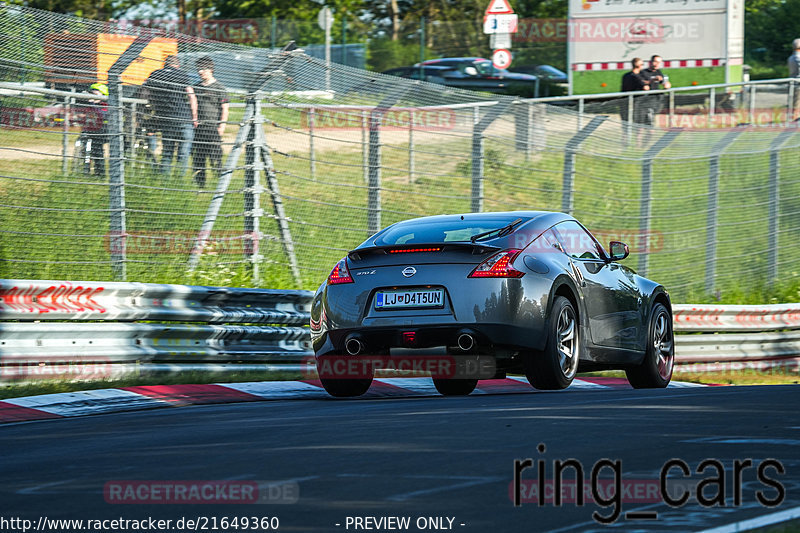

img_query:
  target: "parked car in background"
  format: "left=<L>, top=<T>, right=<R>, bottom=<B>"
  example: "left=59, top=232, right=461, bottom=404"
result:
left=382, top=57, right=540, bottom=95
left=509, top=64, right=567, bottom=84
left=380, top=65, right=453, bottom=86
left=508, top=64, right=568, bottom=96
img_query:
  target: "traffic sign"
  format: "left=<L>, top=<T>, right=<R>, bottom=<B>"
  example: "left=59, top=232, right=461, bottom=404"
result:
left=485, top=0, right=514, bottom=15
left=317, top=6, right=334, bottom=30
left=483, top=13, right=518, bottom=34
left=490, top=32, right=512, bottom=49
left=492, top=48, right=512, bottom=70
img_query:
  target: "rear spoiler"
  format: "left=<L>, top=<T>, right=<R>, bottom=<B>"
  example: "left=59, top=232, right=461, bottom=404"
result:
left=348, top=242, right=501, bottom=261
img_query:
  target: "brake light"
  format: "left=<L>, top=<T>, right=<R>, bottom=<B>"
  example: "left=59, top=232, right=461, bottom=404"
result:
left=468, top=249, right=525, bottom=278
left=387, top=247, right=442, bottom=254
left=327, top=257, right=354, bottom=284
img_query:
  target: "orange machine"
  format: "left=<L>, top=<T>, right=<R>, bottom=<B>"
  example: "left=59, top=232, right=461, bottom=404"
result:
left=45, top=33, right=178, bottom=87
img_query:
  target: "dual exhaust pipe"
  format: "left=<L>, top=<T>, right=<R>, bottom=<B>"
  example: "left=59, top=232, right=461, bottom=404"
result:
left=343, top=330, right=476, bottom=355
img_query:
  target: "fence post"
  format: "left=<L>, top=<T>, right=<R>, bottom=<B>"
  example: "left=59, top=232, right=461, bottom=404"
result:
left=709, top=87, right=715, bottom=119
left=668, top=91, right=674, bottom=128
left=249, top=99, right=266, bottom=284
left=361, top=110, right=368, bottom=185
left=408, top=118, right=415, bottom=183
left=577, top=98, right=584, bottom=131
left=366, top=90, right=408, bottom=234
left=788, top=81, right=795, bottom=124
left=561, top=116, right=606, bottom=215
left=526, top=102, right=533, bottom=161
left=471, top=101, right=510, bottom=213
left=309, top=107, right=316, bottom=179
left=626, top=94, right=634, bottom=146
left=341, top=17, right=347, bottom=67
left=513, top=101, right=529, bottom=154
left=705, top=129, right=743, bottom=294
left=367, top=108, right=382, bottom=234
left=749, top=84, right=757, bottom=124
left=768, top=129, right=796, bottom=285
left=105, top=35, right=152, bottom=281
left=471, top=106, right=483, bottom=213
left=637, top=129, right=681, bottom=277
left=61, top=93, right=72, bottom=175
left=108, top=76, right=127, bottom=281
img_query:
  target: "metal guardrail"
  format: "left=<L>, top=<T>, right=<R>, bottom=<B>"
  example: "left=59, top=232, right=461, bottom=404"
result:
left=0, top=279, right=314, bottom=382
left=672, top=304, right=800, bottom=333
left=672, top=304, right=800, bottom=372
left=0, top=280, right=798, bottom=380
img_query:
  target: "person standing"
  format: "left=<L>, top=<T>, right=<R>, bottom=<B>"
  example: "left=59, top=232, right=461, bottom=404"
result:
left=143, top=54, right=198, bottom=177
left=191, top=56, right=229, bottom=189
left=641, top=55, right=671, bottom=91
left=621, top=57, right=650, bottom=124
left=640, top=55, right=671, bottom=126
left=788, top=39, right=800, bottom=119
left=80, top=82, right=109, bottom=177
left=621, top=57, right=650, bottom=92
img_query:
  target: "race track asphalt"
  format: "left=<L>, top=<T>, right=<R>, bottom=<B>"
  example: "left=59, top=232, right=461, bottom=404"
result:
left=1, top=384, right=799, bottom=532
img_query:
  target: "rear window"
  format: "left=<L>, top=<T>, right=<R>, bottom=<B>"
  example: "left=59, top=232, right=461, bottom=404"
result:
left=372, top=217, right=528, bottom=246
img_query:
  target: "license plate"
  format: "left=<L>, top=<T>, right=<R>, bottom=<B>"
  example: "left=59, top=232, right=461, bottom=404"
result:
left=375, top=289, right=444, bottom=309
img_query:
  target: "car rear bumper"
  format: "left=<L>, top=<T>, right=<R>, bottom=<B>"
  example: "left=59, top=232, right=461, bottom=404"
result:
left=312, top=322, right=546, bottom=357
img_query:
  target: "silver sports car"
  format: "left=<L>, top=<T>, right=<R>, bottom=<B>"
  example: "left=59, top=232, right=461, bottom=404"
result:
left=310, top=211, right=674, bottom=397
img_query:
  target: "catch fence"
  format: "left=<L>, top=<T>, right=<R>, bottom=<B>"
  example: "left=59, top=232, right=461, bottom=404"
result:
left=1, top=5, right=800, bottom=302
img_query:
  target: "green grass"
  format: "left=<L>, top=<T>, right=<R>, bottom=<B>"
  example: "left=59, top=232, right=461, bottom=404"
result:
left=580, top=368, right=800, bottom=386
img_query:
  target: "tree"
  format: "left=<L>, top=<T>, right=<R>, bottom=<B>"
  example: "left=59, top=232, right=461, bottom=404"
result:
left=6, top=0, right=110, bottom=19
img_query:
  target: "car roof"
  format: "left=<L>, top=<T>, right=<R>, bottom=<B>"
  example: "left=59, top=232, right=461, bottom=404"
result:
left=419, top=57, right=488, bottom=65
left=359, top=211, right=574, bottom=249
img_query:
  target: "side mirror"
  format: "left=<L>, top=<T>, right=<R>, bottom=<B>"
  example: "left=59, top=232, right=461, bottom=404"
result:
left=609, top=241, right=629, bottom=261
left=464, top=66, right=478, bottom=76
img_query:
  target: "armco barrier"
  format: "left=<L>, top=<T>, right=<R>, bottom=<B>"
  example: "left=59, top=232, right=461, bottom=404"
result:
left=672, top=303, right=800, bottom=372
left=0, top=279, right=314, bottom=381
left=0, top=280, right=798, bottom=380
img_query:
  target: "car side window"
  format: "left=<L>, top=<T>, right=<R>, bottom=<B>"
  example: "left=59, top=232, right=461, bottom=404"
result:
left=553, top=221, right=604, bottom=261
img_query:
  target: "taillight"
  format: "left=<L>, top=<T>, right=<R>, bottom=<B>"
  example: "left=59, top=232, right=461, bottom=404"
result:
left=387, top=247, right=442, bottom=254
left=327, top=257, right=354, bottom=285
left=468, top=249, right=525, bottom=278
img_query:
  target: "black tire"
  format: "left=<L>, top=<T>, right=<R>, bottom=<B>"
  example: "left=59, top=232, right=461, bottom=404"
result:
left=433, top=378, right=478, bottom=396
left=626, top=303, right=674, bottom=388
left=525, top=295, right=580, bottom=390
left=317, top=356, right=373, bottom=398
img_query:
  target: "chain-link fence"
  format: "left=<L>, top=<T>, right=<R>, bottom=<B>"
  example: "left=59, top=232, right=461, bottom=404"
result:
left=1, top=4, right=799, bottom=301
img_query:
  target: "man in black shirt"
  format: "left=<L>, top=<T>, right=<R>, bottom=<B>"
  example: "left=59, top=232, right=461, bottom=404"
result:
left=143, top=55, right=198, bottom=177
left=191, top=56, right=229, bottom=188
left=620, top=57, right=651, bottom=128
left=641, top=55, right=671, bottom=91
left=621, top=57, right=650, bottom=93
left=640, top=55, right=671, bottom=127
